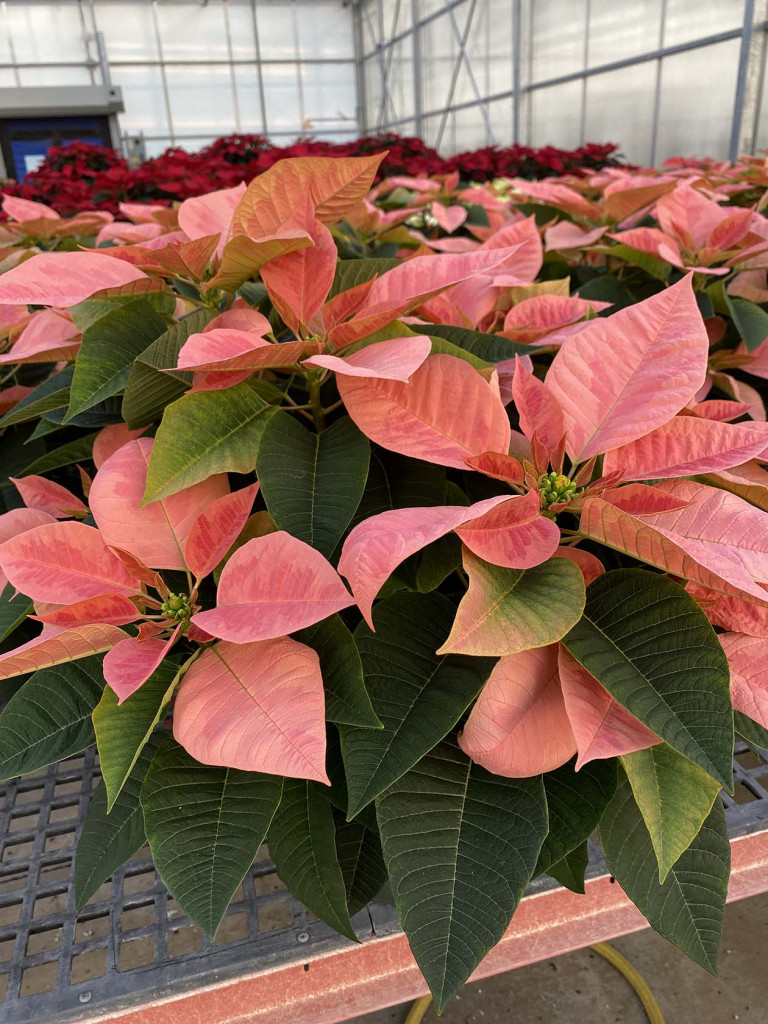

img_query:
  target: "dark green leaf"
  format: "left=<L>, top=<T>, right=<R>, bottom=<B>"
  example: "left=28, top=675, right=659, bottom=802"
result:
left=70, top=290, right=175, bottom=331
left=622, top=743, right=721, bottom=881
left=577, top=274, right=635, bottom=308
left=144, top=383, right=272, bottom=501
left=546, top=841, right=588, bottom=893
left=0, top=366, right=73, bottom=427
left=562, top=570, right=733, bottom=789
left=335, top=814, right=387, bottom=915
left=257, top=413, right=370, bottom=557
left=45, top=396, right=122, bottom=428
left=268, top=777, right=358, bottom=941
left=735, top=711, right=768, bottom=750
left=74, top=733, right=161, bottom=909
left=294, top=614, right=381, bottom=728
left=122, top=309, right=215, bottom=428
left=341, top=592, right=495, bottom=816
left=0, top=657, right=104, bottom=780
left=537, top=758, right=616, bottom=875
left=427, top=324, right=531, bottom=362
left=18, top=431, right=99, bottom=476
left=377, top=738, right=548, bottom=1011
left=607, top=244, right=671, bottom=282
left=0, top=584, right=33, bottom=644
left=93, top=658, right=182, bottom=810
left=725, top=294, right=768, bottom=352
left=599, top=770, right=729, bottom=974
left=352, top=449, right=448, bottom=526
left=67, top=299, right=167, bottom=419
left=329, top=258, right=401, bottom=300
left=141, top=737, right=283, bottom=937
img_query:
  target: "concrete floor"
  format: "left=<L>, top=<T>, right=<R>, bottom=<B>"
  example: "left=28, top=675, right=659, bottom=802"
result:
left=346, top=891, right=768, bottom=1023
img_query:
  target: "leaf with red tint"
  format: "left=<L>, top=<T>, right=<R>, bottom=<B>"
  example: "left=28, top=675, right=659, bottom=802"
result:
left=338, top=354, right=511, bottom=469
left=108, top=547, right=164, bottom=590
left=176, top=329, right=318, bottom=373
left=688, top=399, right=754, bottom=421
left=206, top=231, right=314, bottom=293
left=232, top=154, right=385, bottom=236
left=0, top=507, right=56, bottom=589
left=10, top=476, right=87, bottom=519
left=104, top=628, right=180, bottom=704
left=430, top=203, right=467, bottom=234
left=261, top=213, right=337, bottom=333
left=89, top=438, right=229, bottom=570
left=472, top=214, right=543, bottom=281
left=0, top=521, right=138, bottom=604
left=304, top=335, right=432, bottom=382
left=686, top=583, right=768, bottom=637
left=552, top=546, right=605, bottom=585
left=602, top=178, right=676, bottom=222
left=580, top=480, right=768, bottom=602
left=192, top=531, right=353, bottom=643
left=511, top=179, right=601, bottom=218
left=184, top=484, right=259, bottom=580
left=656, top=185, right=730, bottom=252
left=558, top=646, right=660, bottom=769
left=603, top=416, right=768, bottom=480
left=92, top=423, right=148, bottom=469
left=177, top=182, right=246, bottom=255
left=327, top=247, right=521, bottom=348
left=598, top=483, right=692, bottom=516
left=720, top=632, right=768, bottom=729
left=545, top=221, right=606, bottom=251
left=0, top=252, right=147, bottom=307
left=455, top=488, right=561, bottom=570
left=463, top=450, right=523, bottom=485
left=2, top=194, right=60, bottom=222
left=545, top=277, right=709, bottom=462
left=512, top=356, right=565, bottom=452
left=458, top=645, right=576, bottom=777
left=0, top=623, right=126, bottom=681
left=0, top=309, right=80, bottom=365
left=502, top=294, right=611, bottom=345
left=34, top=593, right=140, bottom=628
left=338, top=495, right=510, bottom=627
left=173, top=637, right=328, bottom=782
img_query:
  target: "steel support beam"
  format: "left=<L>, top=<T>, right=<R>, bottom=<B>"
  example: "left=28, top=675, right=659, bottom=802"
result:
left=82, top=828, right=768, bottom=1024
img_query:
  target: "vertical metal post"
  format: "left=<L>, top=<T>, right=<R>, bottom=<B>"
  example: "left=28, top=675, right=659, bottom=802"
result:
left=77, top=0, right=96, bottom=85
left=1, top=2, right=22, bottom=87
left=579, top=0, right=590, bottom=145
left=649, top=0, right=667, bottom=167
left=412, top=0, right=423, bottom=136
left=435, top=0, right=477, bottom=149
left=512, top=0, right=522, bottom=142
left=251, top=0, right=269, bottom=135
left=730, top=0, right=756, bottom=159
left=223, top=0, right=242, bottom=132
left=291, top=0, right=305, bottom=131
left=151, top=0, right=175, bottom=146
left=526, top=0, right=534, bottom=145
left=352, top=2, right=369, bottom=135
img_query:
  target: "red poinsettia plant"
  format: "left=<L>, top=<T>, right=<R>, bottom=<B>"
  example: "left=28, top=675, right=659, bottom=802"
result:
left=0, top=150, right=767, bottom=1009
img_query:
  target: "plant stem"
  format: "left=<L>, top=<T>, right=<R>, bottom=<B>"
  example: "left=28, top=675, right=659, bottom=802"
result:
left=308, top=377, right=326, bottom=431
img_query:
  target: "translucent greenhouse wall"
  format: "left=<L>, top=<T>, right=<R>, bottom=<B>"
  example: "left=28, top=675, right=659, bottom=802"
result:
left=0, top=0, right=359, bottom=157
left=0, top=0, right=767, bottom=164
left=358, top=0, right=768, bottom=165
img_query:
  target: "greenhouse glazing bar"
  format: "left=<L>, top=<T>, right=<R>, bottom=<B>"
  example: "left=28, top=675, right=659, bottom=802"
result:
left=355, top=0, right=768, bottom=162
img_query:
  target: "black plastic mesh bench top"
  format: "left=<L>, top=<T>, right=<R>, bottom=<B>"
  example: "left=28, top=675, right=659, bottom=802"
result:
left=1, top=742, right=767, bottom=1024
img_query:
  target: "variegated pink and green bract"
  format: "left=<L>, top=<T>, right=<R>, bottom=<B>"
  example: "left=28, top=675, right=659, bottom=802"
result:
left=1, top=150, right=768, bottom=1007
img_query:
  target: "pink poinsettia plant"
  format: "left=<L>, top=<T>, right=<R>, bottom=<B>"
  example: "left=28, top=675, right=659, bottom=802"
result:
left=0, top=149, right=767, bottom=1009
